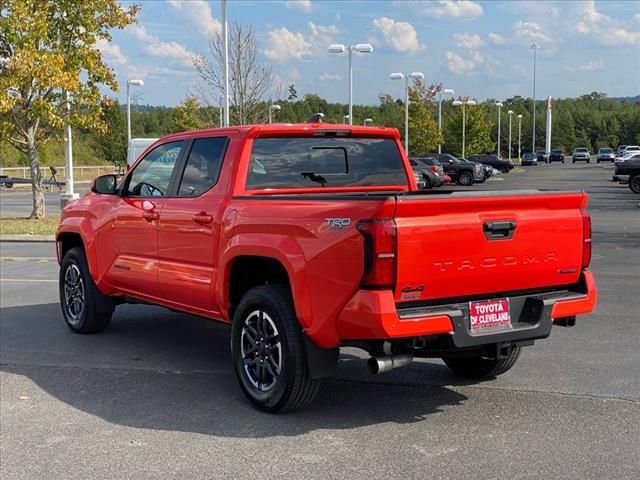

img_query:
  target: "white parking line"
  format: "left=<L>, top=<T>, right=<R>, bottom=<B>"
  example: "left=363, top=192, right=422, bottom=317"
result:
left=0, top=278, right=57, bottom=283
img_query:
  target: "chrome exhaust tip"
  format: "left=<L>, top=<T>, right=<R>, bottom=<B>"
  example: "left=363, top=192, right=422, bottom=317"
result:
left=367, top=353, right=413, bottom=374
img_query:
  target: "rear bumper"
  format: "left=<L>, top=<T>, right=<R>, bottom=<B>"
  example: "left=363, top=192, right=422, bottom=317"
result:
left=336, top=271, right=596, bottom=348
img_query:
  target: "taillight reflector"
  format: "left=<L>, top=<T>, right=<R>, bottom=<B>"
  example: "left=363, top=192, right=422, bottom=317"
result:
left=356, top=219, right=397, bottom=289
left=581, top=208, right=591, bottom=269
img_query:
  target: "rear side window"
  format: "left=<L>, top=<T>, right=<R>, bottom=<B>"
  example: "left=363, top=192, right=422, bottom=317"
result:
left=246, top=137, right=407, bottom=189
left=177, top=137, right=228, bottom=197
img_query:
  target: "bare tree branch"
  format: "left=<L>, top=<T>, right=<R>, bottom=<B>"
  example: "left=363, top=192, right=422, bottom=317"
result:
left=191, top=21, right=275, bottom=125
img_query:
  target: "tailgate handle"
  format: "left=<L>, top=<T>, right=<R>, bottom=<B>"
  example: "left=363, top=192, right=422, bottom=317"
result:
left=483, top=220, right=516, bottom=240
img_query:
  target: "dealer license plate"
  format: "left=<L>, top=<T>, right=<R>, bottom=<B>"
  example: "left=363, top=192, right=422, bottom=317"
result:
left=469, top=298, right=511, bottom=333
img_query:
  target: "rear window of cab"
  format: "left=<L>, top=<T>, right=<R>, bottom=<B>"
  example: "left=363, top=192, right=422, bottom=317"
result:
left=246, top=137, right=407, bottom=190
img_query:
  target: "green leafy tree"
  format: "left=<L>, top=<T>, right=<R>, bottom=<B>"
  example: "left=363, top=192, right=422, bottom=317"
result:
left=445, top=102, right=494, bottom=157
left=287, top=84, right=298, bottom=101
left=93, top=97, right=127, bottom=167
left=170, top=97, right=205, bottom=133
left=407, top=88, right=442, bottom=155
left=0, top=0, right=138, bottom=218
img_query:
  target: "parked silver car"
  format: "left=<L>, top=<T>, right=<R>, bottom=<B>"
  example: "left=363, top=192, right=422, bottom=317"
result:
left=572, top=147, right=591, bottom=163
left=597, top=147, right=615, bottom=163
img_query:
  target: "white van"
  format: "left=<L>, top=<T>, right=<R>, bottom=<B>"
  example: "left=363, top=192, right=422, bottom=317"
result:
left=127, top=138, right=158, bottom=167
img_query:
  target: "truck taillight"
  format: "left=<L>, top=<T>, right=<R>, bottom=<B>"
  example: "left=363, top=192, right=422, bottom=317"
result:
left=429, top=166, right=439, bottom=173
left=357, top=219, right=397, bottom=289
left=581, top=208, right=592, bottom=269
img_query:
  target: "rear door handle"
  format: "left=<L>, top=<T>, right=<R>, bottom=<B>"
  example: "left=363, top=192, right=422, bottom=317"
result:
left=483, top=220, right=516, bottom=240
left=142, top=211, right=159, bottom=221
left=192, top=212, right=213, bottom=225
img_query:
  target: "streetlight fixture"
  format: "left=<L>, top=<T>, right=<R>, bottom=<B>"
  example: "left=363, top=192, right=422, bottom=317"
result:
left=268, top=104, right=281, bottom=124
left=390, top=71, right=424, bottom=154
left=126, top=79, right=144, bottom=143
left=495, top=101, right=503, bottom=158
left=328, top=43, right=373, bottom=126
left=363, top=118, right=373, bottom=126
left=517, top=114, right=523, bottom=159
left=438, top=88, right=455, bottom=154
left=452, top=98, right=477, bottom=159
left=531, top=42, right=540, bottom=153
left=508, top=110, right=514, bottom=160
left=343, top=114, right=350, bottom=124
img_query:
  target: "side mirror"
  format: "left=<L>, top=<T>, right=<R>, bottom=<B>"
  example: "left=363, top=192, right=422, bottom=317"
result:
left=91, top=174, right=118, bottom=195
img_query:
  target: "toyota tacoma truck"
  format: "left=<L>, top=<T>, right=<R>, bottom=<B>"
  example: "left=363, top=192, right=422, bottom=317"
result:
left=56, top=123, right=597, bottom=413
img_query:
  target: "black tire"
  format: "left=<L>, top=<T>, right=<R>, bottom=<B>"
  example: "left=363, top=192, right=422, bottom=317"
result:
left=231, top=285, right=320, bottom=413
left=457, top=171, right=474, bottom=186
left=59, top=247, right=112, bottom=333
left=422, top=175, right=431, bottom=189
left=443, top=346, right=521, bottom=379
left=4, top=182, right=13, bottom=188
left=629, top=174, right=640, bottom=194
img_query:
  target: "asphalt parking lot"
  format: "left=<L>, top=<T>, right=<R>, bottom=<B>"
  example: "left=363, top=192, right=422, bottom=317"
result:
left=1, top=162, right=639, bottom=480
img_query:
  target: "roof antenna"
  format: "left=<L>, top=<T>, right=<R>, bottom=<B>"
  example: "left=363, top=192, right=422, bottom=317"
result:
left=308, top=112, right=324, bottom=123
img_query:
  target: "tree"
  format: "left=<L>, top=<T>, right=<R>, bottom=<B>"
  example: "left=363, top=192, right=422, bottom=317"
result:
left=93, top=97, right=127, bottom=167
left=288, top=84, right=298, bottom=101
left=170, top=96, right=205, bottom=133
left=0, top=0, right=138, bottom=218
left=407, top=85, right=442, bottom=155
left=444, top=102, right=494, bottom=156
left=193, top=21, right=276, bottom=125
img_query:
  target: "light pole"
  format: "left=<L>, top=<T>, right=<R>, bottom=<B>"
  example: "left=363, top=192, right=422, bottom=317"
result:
left=364, top=118, right=373, bottom=126
left=452, top=98, right=476, bottom=159
left=222, top=0, right=229, bottom=126
left=531, top=42, right=540, bottom=153
left=328, top=43, right=373, bottom=126
left=508, top=110, right=514, bottom=160
left=390, top=71, right=424, bottom=154
left=438, top=88, right=454, bottom=153
left=517, top=114, right=523, bottom=159
left=495, top=101, right=503, bottom=158
left=126, top=79, right=144, bottom=143
left=268, top=104, right=281, bottom=123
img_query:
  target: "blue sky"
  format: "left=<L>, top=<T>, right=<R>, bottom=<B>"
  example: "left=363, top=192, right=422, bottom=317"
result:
left=102, top=0, right=640, bottom=106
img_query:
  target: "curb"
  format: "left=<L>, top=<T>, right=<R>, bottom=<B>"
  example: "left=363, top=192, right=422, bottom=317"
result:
left=0, top=235, right=55, bottom=242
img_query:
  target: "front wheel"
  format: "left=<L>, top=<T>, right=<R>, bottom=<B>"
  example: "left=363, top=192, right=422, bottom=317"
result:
left=59, top=247, right=112, bottom=333
left=629, top=174, right=640, bottom=194
left=457, top=171, right=474, bottom=186
left=442, top=347, right=521, bottom=379
left=231, top=285, right=320, bottom=413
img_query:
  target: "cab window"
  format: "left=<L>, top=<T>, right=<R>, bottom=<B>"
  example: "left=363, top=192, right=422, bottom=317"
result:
left=176, top=137, right=228, bottom=197
left=126, top=141, right=185, bottom=197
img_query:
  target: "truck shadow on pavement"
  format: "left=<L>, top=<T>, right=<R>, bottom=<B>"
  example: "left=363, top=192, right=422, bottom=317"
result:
left=1, top=303, right=469, bottom=437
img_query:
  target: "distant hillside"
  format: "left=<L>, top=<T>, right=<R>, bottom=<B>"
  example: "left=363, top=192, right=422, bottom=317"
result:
left=612, top=95, right=640, bottom=103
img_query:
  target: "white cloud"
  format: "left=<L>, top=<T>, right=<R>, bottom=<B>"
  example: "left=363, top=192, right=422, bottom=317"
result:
left=445, top=50, right=484, bottom=74
left=166, top=0, right=221, bottom=38
left=420, top=1, right=483, bottom=20
left=454, top=32, right=484, bottom=49
left=580, top=60, right=604, bottom=71
left=372, top=17, right=423, bottom=53
left=127, top=25, right=194, bottom=66
left=286, top=0, right=312, bottom=12
left=319, top=72, right=341, bottom=81
left=287, top=67, right=301, bottom=81
left=513, top=20, right=551, bottom=42
left=95, top=38, right=128, bottom=66
left=307, top=22, right=340, bottom=54
left=487, top=32, right=507, bottom=45
left=264, top=27, right=311, bottom=60
left=575, top=0, right=639, bottom=46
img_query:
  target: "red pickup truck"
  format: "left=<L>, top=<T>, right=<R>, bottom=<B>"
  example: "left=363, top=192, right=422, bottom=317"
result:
left=57, top=123, right=597, bottom=412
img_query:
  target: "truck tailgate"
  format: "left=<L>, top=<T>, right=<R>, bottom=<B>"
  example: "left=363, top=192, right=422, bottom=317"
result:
left=393, top=191, right=587, bottom=303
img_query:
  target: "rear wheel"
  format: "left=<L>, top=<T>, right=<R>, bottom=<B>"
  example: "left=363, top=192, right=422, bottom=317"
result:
left=457, top=171, right=474, bottom=186
left=423, top=175, right=431, bottom=189
left=59, top=247, right=112, bottom=333
left=629, top=174, right=640, bottom=194
left=443, top=347, right=521, bottom=379
left=231, top=285, right=320, bottom=413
